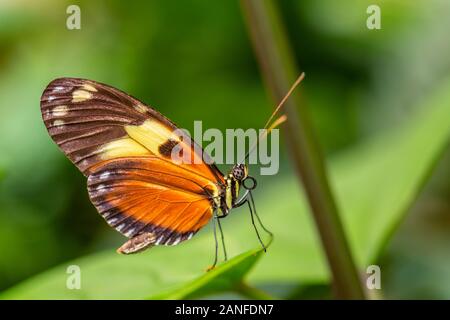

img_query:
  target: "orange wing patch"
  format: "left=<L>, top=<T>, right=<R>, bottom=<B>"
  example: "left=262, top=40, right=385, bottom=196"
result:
left=87, top=156, right=219, bottom=246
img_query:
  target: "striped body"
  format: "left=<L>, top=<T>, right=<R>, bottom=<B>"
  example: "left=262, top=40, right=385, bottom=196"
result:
left=217, top=174, right=241, bottom=217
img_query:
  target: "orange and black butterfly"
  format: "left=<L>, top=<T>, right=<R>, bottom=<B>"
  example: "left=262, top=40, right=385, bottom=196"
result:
left=40, top=74, right=303, bottom=268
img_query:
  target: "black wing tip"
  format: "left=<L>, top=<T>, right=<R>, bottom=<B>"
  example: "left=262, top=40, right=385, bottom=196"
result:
left=40, top=77, right=96, bottom=107
left=42, top=77, right=96, bottom=91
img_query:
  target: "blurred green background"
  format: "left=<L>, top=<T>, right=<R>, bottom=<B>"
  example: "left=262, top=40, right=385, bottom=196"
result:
left=0, top=0, right=449, bottom=299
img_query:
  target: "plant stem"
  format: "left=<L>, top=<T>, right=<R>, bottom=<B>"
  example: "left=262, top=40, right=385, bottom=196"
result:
left=235, top=281, right=276, bottom=300
left=240, top=0, right=365, bottom=299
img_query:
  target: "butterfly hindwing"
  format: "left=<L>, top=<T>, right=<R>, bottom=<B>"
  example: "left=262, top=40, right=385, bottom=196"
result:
left=87, top=156, right=216, bottom=247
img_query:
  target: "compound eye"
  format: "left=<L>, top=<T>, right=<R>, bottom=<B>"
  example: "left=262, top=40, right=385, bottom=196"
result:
left=233, top=167, right=244, bottom=180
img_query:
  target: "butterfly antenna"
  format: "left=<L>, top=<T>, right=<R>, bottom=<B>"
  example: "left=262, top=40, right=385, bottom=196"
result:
left=257, top=114, right=287, bottom=144
left=239, top=72, right=305, bottom=164
left=263, top=72, right=305, bottom=130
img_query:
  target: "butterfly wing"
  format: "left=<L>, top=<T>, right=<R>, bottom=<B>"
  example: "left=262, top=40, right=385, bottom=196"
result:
left=40, top=78, right=224, bottom=251
left=40, top=77, right=223, bottom=181
left=88, top=156, right=217, bottom=251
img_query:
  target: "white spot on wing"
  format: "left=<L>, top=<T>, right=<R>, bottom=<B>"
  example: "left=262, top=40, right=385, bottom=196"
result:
left=172, top=237, right=181, bottom=246
left=52, top=105, right=68, bottom=117
left=124, top=228, right=135, bottom=237
left=52, top=86, right=64, bottom=92
left=108, top=217, right=119, bottom=224
left=187, top=233, right=193, bottom=240
left=116, top=223, right=126, bottom=231
left=53, top=119, right=65, bottom=127
left=156, top=235, right=164, bottom=245
left=99, top=171, right=111, bottom=180
left=47, top=96, right=55, bottom=102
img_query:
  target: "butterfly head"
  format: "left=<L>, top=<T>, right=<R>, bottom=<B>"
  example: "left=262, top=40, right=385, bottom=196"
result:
left=231, top=163, right=248, bottom=181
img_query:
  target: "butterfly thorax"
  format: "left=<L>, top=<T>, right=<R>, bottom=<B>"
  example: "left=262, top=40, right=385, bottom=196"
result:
left=217, top=164, right=248, bottom=217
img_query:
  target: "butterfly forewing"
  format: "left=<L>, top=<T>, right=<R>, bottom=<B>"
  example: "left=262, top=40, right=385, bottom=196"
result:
left=41, top=78, right=150, bottom=174
left=40, top=77, right=224, bottom=250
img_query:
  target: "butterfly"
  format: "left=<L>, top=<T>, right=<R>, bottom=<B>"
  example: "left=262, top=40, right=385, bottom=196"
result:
left=40, top=74, right=304, bottom=268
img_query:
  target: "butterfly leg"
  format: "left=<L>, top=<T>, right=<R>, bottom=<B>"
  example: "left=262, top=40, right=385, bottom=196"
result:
left=216, top=215, right=228, bottom=261
left=233, top=190, right=273, bottom=252
left=206, top=211, right=219, bottom=272
left=233, top=190, right=250, bottom=208
left=247, top=197, right=267, bottom=252
left=246, top=190, right=274, bottom=252
left=248, top=190, right=273, bottom=239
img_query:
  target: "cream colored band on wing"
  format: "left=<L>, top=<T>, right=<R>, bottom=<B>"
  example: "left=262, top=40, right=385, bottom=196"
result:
left=71, top=84, right=98, bottom=103
left=124, top=119, right=178, bottom=154
left=99, top=119, right=201, bottom=162
left=99, top=137, right=151, bottom=160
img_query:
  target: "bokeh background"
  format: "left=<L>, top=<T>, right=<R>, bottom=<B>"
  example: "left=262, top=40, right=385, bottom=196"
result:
left=0, top=0, right=449, bottom=299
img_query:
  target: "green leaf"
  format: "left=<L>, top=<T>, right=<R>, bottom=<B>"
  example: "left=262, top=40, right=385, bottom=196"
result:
left=2, top=78, right=450, bottom=299
left=151, top=247, right=264, bottom=299
left=0, top=236, right=267, bottom=299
